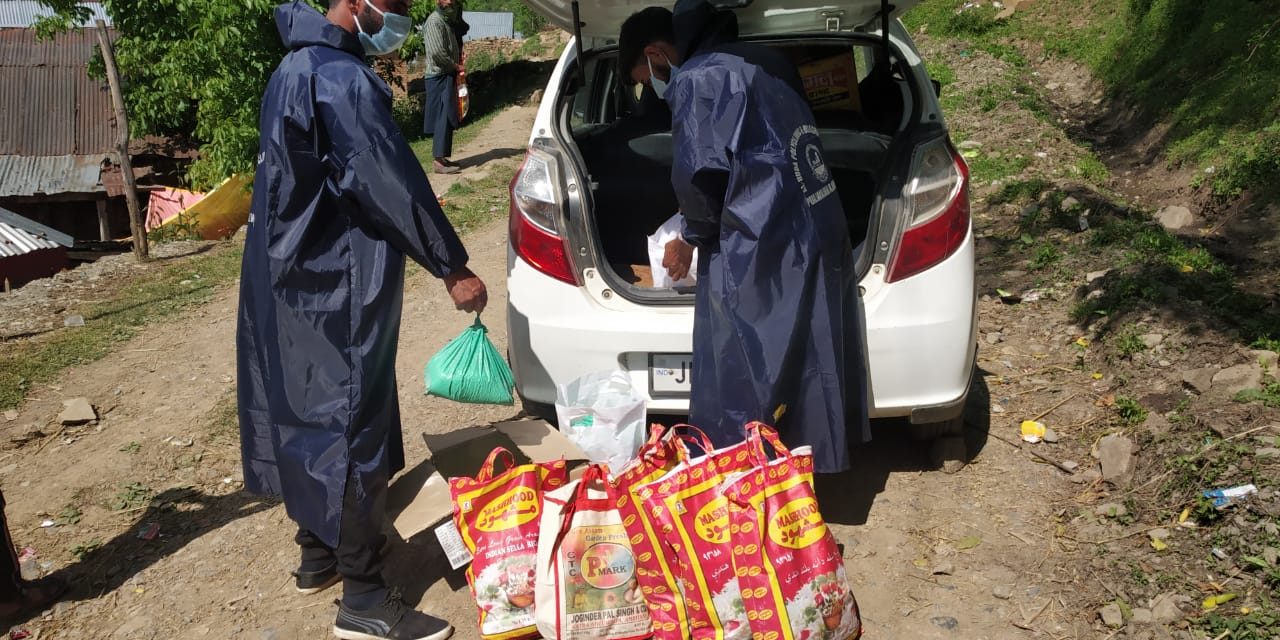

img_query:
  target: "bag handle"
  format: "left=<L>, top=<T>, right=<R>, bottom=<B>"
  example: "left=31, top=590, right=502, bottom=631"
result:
left=476, top=447, right=517, bottom=482
left=665, top=424, right=716, bottom=461
left=550, top=464, right=612, bottom=562
left=746, top=421, right=790, bottom=465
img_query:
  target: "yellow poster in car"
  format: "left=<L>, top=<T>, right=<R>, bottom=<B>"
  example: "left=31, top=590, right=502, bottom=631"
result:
left=798, top=53, right=861, bottom=112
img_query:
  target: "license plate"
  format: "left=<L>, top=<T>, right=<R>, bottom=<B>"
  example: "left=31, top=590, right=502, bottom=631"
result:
left=649, top=354, right=693, bottom=396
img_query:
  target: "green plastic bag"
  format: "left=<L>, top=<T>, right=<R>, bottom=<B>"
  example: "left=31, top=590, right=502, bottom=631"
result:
left=424, top=318, right=515, bottom=405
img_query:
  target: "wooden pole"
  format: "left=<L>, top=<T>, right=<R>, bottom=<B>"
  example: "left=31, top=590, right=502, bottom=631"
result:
left=95, top=19, right=148, bottom=261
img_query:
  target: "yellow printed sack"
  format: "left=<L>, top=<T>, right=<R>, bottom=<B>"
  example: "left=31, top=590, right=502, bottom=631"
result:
left=450, top=448, right=568, bottom=640
left=724, top=422, right=861, bottom=640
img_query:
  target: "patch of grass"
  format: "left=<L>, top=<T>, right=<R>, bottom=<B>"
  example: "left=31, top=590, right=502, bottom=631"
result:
left=107, top=482, right=151, bottom=512
left=119, top=441, right=142, bottom=454
left=1194, top=609, right=1280, bottom=640
left=1035, top=0, right=1276, bottom=198
left=148, top=211, right=203, bottom=244
left=56, top=504, right=82, bottom=526
left=968, top=153, right=1032, bottom=184
left=1073, top=214, right=1280, bottom=344
left=1075, top=153, right=1111, bottom=184
left=441, top=163, right=519, bottom=232
left=914, top=0, right=1280, bottom=198
left=71, top=538, right=103, bottom=561
left=991, top=178, right=1053, bottom=205
left=516, top=34, right=544, bottom=60
left=1029, top=243, right=1061, bottom=270
left=0, top=244, right=243, bottom=411
left=1110, top=325, right=1147, bottom=357
left=925, top=60, right=957, bottom=87
left=1235, top=376, right=1280, bottom=409
left=1252, top=337, right=1280, bottom=353
left=1115, top=396, right=1148, bottom=425
left=205, top=392, right=240, bottom=445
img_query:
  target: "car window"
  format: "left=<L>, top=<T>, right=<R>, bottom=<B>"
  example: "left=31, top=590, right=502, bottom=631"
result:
left=570, top=57, right=598, bottom=131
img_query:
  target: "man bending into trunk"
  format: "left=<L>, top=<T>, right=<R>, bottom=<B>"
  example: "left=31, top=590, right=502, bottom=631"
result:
left=618, top=0, right=871, bottom=473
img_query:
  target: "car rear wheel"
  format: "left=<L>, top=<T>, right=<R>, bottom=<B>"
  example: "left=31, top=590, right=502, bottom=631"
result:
left=518, top=395, right=557, bottom=424
left=908, top=415, right=966, bottom=440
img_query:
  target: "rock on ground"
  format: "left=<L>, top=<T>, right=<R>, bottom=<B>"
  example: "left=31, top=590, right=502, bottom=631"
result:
left=1150, top=593, right=1191, bottom=624
left=1181, top=367, right=1217, bottom=394
left=1099, top=602, right=1124, bottom=628
left=1156, top=205, right=1194, bottom=230
left=1097, top=434, right=1135, bottom=483
left=57, top=398, right=96, bottom=424
left=1212, top=364, right=1262, bottom=396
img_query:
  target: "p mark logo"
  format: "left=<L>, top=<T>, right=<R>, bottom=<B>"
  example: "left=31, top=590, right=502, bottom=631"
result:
left=475, top=487, right=539, bottom=532
left=768, top=497, right=827, bottom=549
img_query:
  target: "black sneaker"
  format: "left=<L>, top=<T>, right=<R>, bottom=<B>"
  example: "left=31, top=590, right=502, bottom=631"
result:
left=333, top=588, right=454, bottom=640
left=294, top=562, right=341, bottom=595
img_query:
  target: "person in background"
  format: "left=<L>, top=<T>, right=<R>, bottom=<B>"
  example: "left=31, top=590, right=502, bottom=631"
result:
left=0, top=490, right=67, bottom=624
left=422, top=0, right=464, bottom=174
left=238, top=2, right=487, bottom=639
left=617, top=0, right=870, bottom=474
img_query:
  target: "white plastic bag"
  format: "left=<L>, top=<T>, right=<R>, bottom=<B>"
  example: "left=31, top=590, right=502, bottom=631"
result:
left=555, top=370, right=646, bottom=474
left=535, top=465, right=652, bottom=640
left=646, top=213, right=698, bottom=289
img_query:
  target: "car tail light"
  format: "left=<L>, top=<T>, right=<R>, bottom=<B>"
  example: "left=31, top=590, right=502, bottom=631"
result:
left=885, top=140, right=971, bottom=283
left=509, top=147, right=578, bottom=285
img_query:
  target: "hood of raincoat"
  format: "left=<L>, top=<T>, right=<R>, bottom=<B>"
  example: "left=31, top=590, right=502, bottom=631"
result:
left=275, top=1, right=364, bottom=57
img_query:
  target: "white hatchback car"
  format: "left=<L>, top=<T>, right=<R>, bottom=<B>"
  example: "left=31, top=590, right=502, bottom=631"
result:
left=505, top=0, right=976, bottom=439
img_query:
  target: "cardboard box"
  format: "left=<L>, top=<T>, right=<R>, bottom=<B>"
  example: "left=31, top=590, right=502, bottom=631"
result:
left=799, top=53, right=862, bottom=112
left=387, top=419, right=590, bottom=541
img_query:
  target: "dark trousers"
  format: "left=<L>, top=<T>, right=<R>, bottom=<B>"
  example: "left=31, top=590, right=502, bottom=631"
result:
left=423, top=73, right=458, bottom=160
left=296, top=473, right=388, bottom=606
left=0, top=491, right=23, bottom=602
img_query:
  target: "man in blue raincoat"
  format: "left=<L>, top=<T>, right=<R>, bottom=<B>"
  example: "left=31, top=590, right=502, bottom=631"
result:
left=619, top=0, right=870, bottom=473
left=238, top=2, right=483, bottom=638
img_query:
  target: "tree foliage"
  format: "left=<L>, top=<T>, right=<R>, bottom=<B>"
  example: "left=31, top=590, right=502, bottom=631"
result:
left=37, top=0, right=290, bottom=190
left=35, top=0, right=544, bottom=189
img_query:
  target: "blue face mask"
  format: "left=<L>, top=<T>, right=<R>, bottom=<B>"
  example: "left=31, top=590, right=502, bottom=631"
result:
left=356, top=1, right=413, bottom=57
left=647, top=53, right=680, bottom=99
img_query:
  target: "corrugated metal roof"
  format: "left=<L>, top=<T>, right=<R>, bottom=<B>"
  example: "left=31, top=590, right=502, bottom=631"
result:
left=0, top=154, right=107, bottom=196
left=0, top=205, right=72, bottom=246
left=462, top=11, right=515, bottom=41
left=0, top=220, right=60, bottom=257
left=0, top=1, right=110, bottom=28
left=0, top=27, right=114, bottom=157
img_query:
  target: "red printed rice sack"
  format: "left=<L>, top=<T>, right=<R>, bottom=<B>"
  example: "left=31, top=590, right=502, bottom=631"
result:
left=535, top=464, right=653, bottom=640
left=724, top=423, right=861, bottom=640
left=450, top=448, right=568, bottom=640
left=612, top=425, right=714, bottom=640
left=636, top=436, right=757, bottom=640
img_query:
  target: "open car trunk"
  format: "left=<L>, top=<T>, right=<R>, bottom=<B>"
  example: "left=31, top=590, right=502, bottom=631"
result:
left=559, top=35, right=911, bottom=296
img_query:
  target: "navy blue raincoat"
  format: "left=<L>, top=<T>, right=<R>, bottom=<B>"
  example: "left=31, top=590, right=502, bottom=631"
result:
left=670, top=0, right=870, bottom=472
left=237, top=2, right=470, bottom=548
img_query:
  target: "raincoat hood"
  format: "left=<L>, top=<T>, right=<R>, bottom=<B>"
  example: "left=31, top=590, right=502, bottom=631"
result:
left=275, top=1, right=363, bottom=57
left=673, top=0, right=738, bottom=62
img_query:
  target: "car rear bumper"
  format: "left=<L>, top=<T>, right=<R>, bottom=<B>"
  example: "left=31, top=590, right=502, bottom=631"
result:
left=507, top=231, right=977, bottom=421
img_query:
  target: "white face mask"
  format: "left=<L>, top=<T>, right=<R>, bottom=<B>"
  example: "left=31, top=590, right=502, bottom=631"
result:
left=355, top=0, right=413, bottom=56
left=647, top=53, right=680, bottom=99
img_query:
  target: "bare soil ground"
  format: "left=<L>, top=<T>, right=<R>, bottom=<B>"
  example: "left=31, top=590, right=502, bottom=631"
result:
left=0, top=24, right=1275, bottom=640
